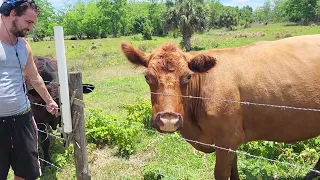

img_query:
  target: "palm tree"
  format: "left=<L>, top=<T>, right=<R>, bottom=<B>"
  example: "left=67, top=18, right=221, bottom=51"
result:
left=165, top=0, right=207, bottom=51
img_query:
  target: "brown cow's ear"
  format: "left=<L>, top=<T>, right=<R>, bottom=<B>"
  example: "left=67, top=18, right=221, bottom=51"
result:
left=121, top=42, right=148, bottom=67
left=188, top=54, right=216, bottom=73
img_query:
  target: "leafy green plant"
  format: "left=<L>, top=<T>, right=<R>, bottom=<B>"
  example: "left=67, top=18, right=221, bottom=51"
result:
left=85, top=108, right=143, bottom=157
left=124, top=97, right=153, bottom=129
left=143, top=169, right=164, bottom=180
left=239, top=137, right=320, bottom=166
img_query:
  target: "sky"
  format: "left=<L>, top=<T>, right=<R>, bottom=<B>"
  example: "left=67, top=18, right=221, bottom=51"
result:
left=45, top=0, right=266, bottom=10
left=1, top=0, right=266, bottom=11
left=220, top=0, right=265, bottom=10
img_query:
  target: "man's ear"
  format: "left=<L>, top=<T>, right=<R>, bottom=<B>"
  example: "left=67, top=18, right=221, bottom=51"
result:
left=9, top=9, right=16, bottom=17
left=188, top=54, right=217, bottom=73
left=121, top=41, right=149, bottom=67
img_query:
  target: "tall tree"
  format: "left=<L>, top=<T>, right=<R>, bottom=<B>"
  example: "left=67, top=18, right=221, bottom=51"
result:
left=98, top=0, right=127, bottom=37
left=285, top=0, right=317, bottom=23
left=62, top=0, right=85, bottom=38
left=207, top=0, right=224, bottom=28
left=32, top=0, right=56, bottom=39
left=218, top=6, right=238, bottom=31
left=82, top=0, right=100, bottom=38
left=239, top=5, right=253, bottom=28
left=165, top=0, right=208, bottom=51
left=270, top=0, right=287, bottom=22
left=317, top=0, right=320, bottom=21
left=148, top=0, right=166, bottom=36
left=253, top=0, right=273, bottom=22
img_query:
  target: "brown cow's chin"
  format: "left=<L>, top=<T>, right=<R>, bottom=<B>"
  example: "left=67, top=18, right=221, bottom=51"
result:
left=156, top=128, right=181, bottom=134
left=152, top=122, right=182, bottom=133
left=157, top=129, right=176, bottom=134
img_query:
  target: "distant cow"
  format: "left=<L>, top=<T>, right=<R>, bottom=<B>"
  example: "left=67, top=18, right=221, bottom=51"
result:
left=121, top=35, right=320, bottom=180
left=26, top=56, right=95, bottom=166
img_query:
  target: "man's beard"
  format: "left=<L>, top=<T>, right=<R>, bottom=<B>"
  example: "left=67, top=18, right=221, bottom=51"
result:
left=11, top=19, right=27, bottom=37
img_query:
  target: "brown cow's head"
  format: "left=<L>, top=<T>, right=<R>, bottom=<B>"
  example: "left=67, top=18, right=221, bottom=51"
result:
left=121, top=42, right=216, bottom=132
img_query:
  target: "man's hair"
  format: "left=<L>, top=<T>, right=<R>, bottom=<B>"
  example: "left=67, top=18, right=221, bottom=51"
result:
left=0, top=0, right=40, bottom=16
left=13, top=0, right=40, bottom=16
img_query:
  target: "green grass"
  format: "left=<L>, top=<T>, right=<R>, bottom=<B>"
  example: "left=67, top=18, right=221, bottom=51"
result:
left=21, top=23, right=320, bottom=180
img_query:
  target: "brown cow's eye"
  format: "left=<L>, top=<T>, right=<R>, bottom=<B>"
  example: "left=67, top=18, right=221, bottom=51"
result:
left=187, top=74, right=192, bottom=80
left=145, top=74, right=155, bottom=84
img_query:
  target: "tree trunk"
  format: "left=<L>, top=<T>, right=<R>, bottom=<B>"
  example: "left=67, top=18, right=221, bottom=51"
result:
left=183, top=33, right=191, bottom=52
left=112, top=22, right=117, bottom=38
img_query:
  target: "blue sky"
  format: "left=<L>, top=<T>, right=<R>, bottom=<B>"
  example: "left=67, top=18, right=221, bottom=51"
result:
left=0, top=0, right=266, bottom=11
left=220, top=0, right=265, bottom=9
left=46, top=0, right=266, bottom=10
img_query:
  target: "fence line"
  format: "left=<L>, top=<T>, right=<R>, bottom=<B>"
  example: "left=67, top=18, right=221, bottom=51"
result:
left=31, top=102, right=61, bottom=110
left=39, top=158, right=74, bottom=176
left=28, top=79, right=59, bottom=85
left=27, top=79, right=320, bottom=113
left=95, top=86, right=320, bottom=112
left=37, top=128, right=65, bottom=141
left=87, top=115, right=320, bottom=175
left=27, top=79, right=320, bottom=177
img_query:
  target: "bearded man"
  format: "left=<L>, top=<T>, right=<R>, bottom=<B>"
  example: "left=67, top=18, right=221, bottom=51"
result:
left=0, top=0, right=59, bottom=179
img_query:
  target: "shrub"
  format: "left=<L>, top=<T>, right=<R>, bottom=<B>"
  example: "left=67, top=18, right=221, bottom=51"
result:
left=124, top=97, right=152, bottom=129
left=85, top=108, right=143, bottom=157
left=142, top=23, right=153, bottom=40
left=239, top=138, right=320, bottom=165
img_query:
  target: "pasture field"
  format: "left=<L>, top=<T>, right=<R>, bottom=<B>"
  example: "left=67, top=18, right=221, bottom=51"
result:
left=23, top=23, right=320, bottom=180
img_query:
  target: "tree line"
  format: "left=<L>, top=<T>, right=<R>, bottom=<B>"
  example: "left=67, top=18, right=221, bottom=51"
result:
left=33, top=0, right=320, bottom=51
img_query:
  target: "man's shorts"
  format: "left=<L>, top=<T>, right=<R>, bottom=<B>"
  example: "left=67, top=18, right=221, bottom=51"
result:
left=0, top=110, right=41, bottom=180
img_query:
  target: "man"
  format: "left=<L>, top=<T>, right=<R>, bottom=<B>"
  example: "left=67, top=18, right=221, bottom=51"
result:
left=0, top=0, right=59, bottom=179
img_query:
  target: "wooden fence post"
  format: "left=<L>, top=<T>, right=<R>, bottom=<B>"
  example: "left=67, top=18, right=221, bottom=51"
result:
left=69, top=72, right=91, bottom=180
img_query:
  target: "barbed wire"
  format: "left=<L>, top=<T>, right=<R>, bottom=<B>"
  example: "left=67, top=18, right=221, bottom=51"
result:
left=94, top=86, right=320, bottom=112
left=39, top=158, right=74, bottom=176
left=86, top=114, right=320, bottom=175
left=37, top=128, right=65, bottom=141
left=27, top=75, right=320, bottom=112
left=31, top=102, right=61, bottom=110
left=37, top=123, right=49, bottom=143
left=28, top=79, right=59, bottom=85
left=26, top=79, right=320, bottom=177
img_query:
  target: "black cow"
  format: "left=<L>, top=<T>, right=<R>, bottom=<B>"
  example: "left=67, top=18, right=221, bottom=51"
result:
left=26, top=56, right=95, bottom=166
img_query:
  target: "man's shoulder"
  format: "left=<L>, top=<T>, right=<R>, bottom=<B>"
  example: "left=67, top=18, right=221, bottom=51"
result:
left=19, top=37, right=29, bottom=45
left=18, top=37, right=32, bottom=54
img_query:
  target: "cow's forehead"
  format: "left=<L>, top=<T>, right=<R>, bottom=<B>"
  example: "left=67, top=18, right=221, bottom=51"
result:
left=147, top=50, right=189, bottom=74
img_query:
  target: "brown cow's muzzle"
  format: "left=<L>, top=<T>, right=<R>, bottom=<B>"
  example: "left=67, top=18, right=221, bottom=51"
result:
left=153, top=112, right=183, bottom=132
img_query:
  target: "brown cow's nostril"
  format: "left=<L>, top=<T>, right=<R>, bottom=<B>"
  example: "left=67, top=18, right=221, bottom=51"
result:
left=155, top=117, right=164, bottom=128
left=154, top=112, right=183, bottom=132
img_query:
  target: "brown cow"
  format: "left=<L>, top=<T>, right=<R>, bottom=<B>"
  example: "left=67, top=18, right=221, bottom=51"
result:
left=121, top=34, right=320, bottom=179
left=26, top=56, right=95, bottom=167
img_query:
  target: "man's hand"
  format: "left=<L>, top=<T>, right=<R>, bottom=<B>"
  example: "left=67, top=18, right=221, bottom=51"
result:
left=46, top=100, right=59, bottom=115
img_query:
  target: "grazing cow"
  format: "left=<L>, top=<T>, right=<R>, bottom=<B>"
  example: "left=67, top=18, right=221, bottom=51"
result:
left=26, top=56, right=95, bottom=166
left=121, top=34, right=320, bottom=180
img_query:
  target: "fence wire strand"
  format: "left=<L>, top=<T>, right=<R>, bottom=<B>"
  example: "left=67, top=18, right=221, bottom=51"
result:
left=39, top=158, right=74, bottom=176
left=93, top=86, right=320, bottom=112
left=87, top=115, right=320, bottom=175
left=28, top=79, right=320, bottom=177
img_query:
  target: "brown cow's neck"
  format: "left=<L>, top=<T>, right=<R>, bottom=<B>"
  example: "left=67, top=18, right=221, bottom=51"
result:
left=183, top=74, right=204, bottom=124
